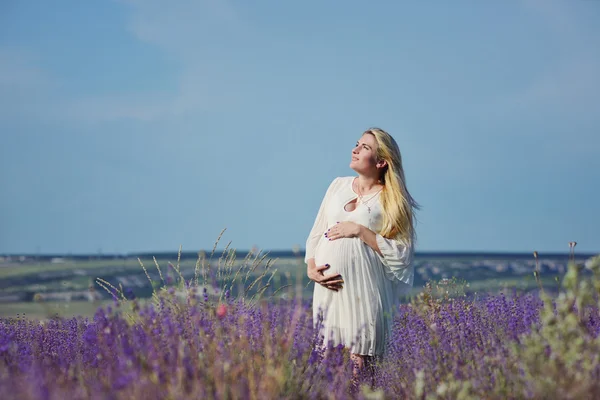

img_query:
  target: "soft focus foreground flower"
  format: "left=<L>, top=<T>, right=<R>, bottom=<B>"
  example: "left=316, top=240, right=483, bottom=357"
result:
left=216, top=303, right=227, bottom=319
left=585, top=254, right=600, bottom=273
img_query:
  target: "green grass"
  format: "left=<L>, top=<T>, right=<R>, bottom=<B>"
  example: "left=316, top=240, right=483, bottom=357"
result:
left=0, top=300, right=115, bottom=319
left=0, top=255, right=566, bottom=321
left=465, top=274, right=561, bottom=293
left=0, top=258, right=141, bottom=279
left=0, top=256, right=304, bottom=279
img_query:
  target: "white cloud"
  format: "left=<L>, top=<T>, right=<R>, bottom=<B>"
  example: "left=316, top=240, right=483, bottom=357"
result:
left=0, top=48, right=50, bottom=90
left=60, top=0, right=247, bottom=122
left=0, top=47, right=60, bottom=121
left=523, top=0, right=581, bottom=47
left=1, top=1, right=247, bottom=124
left=506, top=0, right=600, bottom=116
left=64, top=93, right=191, bottom=122
left=513, top=58, right=600, bottom=114
left=123, top=0, right=241, bottom=56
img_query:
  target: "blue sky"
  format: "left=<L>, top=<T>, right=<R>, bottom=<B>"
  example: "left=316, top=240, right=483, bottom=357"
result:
left=1, top=0, right=599, bottom=255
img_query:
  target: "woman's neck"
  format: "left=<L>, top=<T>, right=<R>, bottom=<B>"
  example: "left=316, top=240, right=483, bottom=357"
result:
left=355, top=175, right=383, bottom=195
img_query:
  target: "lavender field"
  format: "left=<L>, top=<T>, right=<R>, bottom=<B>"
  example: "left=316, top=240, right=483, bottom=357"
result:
left=2, top=254, right=600, bottom=399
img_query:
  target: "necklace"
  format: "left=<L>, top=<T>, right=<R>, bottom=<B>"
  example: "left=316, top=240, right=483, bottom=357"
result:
left=354, top=179, right=383, bottom=213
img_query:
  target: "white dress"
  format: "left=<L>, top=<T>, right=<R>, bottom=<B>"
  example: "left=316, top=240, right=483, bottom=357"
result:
left=305, top=176, right=414, bottom=356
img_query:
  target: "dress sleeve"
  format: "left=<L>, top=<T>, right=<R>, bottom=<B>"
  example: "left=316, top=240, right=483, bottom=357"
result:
left=304, top=177, right=339, bottom=264
left=375, top=233, right=415, bottom=285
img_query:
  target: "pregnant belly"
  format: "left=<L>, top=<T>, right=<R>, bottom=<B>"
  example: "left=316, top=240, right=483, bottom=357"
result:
left=314, top=237, right=360, bottom=276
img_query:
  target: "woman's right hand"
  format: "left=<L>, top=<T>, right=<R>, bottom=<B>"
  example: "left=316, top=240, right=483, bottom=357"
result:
left=307, top=262, right=344, bottom=292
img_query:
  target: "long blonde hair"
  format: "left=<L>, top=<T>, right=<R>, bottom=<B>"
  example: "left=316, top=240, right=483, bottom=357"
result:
left=365, top=127, right=420, bottom=244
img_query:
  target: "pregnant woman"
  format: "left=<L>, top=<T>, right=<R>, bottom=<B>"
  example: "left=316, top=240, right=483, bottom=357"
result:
left=305, top=127, right=420, bottom=376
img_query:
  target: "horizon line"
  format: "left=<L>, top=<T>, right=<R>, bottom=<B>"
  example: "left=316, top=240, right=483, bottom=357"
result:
left=2, top=249, right=598, bottom=259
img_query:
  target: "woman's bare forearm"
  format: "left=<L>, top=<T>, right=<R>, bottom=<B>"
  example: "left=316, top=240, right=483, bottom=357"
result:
left=357, top=225, right=383, bottom=257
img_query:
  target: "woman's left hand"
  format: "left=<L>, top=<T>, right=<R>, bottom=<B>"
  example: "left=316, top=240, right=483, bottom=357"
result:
left=325, top=221, right=362, bottom=241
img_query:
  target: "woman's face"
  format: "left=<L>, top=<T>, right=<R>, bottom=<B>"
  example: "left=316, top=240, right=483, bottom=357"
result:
left=350, top=133, right=380, bottom=174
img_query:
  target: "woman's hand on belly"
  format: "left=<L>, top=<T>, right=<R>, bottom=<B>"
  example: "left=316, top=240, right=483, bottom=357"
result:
left=324, top=221, right=361, bottom=241
left=307, top=261, right=344, bottom=292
